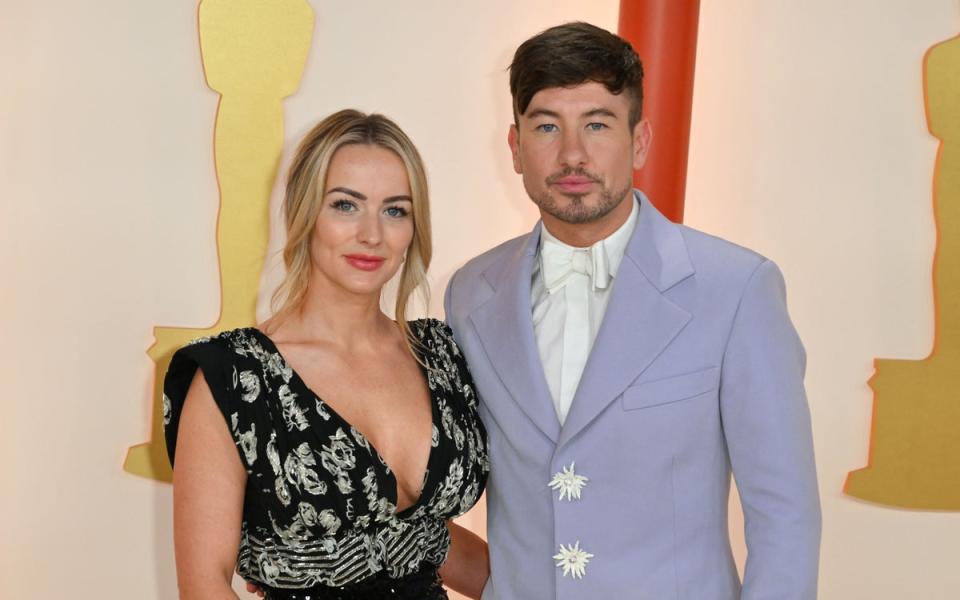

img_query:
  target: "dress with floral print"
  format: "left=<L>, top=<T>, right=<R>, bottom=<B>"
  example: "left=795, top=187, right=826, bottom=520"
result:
left=163, top=319, right=489, bottom=590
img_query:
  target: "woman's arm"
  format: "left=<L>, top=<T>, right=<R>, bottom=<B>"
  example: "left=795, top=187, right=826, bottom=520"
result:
left=439, top=521, right=489, bottom=599
left=172, top=371, right=248, bottom=600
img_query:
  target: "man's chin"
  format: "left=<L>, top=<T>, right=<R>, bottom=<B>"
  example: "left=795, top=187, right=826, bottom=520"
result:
left=536, top=192, right=615, bottom=225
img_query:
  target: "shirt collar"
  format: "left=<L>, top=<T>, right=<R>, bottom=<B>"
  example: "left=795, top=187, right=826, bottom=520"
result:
left=538, top=195, right=639, bottom=280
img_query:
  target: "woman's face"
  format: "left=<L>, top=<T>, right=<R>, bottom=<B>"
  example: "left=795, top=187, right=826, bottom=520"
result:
left=309, top=143, right=414, bottom=298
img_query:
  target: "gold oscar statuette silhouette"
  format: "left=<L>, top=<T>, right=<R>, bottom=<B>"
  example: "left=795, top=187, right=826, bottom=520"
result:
left=124, top=0, right=314, bottom=481
left=846, top=32, right=960, bottom=509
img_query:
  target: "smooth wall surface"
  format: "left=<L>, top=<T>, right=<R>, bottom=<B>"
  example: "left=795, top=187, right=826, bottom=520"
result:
left=2, top=1, right=958, bottom=598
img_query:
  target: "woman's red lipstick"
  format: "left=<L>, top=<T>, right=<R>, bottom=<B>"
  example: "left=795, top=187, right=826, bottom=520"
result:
left=344, top=254, right=386, bottom=271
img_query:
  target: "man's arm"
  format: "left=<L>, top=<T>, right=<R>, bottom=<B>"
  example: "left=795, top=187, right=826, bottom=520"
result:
left=720, top=259, right=821, bottom=599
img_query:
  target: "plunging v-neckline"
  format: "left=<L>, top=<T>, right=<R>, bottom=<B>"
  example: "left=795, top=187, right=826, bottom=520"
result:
left=249, top=327, right=438, bottom=518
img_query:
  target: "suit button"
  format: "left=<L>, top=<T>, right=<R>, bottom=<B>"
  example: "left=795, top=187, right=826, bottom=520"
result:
left=553, top=540, right=594, bottom=579
left=549, top=462, right=588, bottom=501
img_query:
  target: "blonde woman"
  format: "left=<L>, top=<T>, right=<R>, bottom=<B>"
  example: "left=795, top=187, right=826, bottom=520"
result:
left=163, top=110, right=489, bottom=599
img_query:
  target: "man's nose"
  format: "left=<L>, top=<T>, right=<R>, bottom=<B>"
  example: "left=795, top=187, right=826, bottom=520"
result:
left=558, top=128, right=587, bottom=167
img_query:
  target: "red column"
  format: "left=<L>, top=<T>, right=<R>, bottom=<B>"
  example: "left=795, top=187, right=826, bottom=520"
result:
left=618, top=0, right=700, bottom=223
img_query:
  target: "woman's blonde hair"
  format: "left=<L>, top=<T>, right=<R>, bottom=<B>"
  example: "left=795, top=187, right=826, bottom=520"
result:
left=268, top=109, right=432, bottom=357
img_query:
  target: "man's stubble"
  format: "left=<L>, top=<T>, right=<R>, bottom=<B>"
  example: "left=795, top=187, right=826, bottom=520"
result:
left=531, top=168, right=633, bottom=225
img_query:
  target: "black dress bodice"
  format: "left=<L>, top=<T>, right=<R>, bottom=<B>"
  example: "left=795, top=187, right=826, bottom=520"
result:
left=163, top=319, right=488, bottom=595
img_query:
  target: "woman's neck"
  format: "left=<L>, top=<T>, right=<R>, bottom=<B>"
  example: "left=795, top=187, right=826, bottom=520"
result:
left=267, top=277, right=395, bottom=351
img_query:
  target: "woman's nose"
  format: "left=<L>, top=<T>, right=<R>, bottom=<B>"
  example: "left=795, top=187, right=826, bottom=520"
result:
left=356, top=212, right=382, bottom=245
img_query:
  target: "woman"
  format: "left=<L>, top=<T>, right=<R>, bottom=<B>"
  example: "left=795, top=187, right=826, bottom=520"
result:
left=163, top=110, right=490, bottom=599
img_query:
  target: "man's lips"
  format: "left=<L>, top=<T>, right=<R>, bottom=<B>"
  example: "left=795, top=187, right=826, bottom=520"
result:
left=552, top=176, right=596, bottom=194
left=344, top=254, right=386, bottom=271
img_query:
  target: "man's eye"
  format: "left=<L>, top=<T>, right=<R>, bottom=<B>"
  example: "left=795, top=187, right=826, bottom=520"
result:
left=331, top=199, right=357, bottom=212
left=586, top=122, right=608, bottom=131
left=536, top=123, right=558, bottom=133
left=385, top=206, right=409, bottom=218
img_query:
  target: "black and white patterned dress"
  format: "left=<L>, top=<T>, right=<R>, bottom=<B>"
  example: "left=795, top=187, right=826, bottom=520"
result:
left=163, top=319, right=489, bottom=599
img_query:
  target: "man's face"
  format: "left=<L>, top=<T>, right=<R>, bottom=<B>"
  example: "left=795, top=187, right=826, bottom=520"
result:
left=508, top=81, right=651, bottom=229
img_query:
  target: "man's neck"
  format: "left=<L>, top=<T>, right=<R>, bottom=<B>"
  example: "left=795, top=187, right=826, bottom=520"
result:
left=540, top=194, right=635, bottom=248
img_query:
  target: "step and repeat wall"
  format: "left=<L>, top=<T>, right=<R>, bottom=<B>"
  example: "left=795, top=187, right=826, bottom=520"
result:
left=2, top=1, right=958, bottom=598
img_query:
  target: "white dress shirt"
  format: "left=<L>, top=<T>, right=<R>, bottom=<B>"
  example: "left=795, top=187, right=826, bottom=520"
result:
left=531, top=197, right=639, bottom=424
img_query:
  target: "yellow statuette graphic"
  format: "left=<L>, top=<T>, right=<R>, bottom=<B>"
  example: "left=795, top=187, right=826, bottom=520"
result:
left=125, top=0, right=314, bottom=481
left=846, top=33, right=960, bottom=509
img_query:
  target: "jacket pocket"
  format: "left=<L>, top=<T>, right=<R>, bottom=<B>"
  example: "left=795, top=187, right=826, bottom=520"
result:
left=622, top=367, right=721, bottom=411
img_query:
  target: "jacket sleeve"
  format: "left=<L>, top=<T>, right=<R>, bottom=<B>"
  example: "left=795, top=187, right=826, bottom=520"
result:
left=443, top=268, right=461, bottom=332
left=719, top=259, right=821, bottom=599
left=443, top=270, right=455, bottom=325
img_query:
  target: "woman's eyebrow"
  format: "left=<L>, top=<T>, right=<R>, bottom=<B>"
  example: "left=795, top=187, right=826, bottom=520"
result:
left=326, top=186, right=366, bottom=200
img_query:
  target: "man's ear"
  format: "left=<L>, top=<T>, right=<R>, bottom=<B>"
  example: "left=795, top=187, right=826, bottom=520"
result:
left=507, top=124, right=522, bottom=174
left=632, top=118, right=653, bottom=170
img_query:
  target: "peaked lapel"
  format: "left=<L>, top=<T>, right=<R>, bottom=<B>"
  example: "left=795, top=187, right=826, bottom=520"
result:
left=558, top=192, right=696, bottom=448
left=469, top=223, right=561, bottom=443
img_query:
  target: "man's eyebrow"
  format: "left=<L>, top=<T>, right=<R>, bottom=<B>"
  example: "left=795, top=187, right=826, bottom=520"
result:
left=524, top=108, right=619, bottom=120
left=326, top=187, right=366, bottom=200
left=525, top=108, right=561, bottom=120
left=584, top=108, right=618, bottom=119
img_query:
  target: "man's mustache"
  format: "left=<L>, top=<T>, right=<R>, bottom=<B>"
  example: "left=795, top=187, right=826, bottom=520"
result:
left=545, top=168, right=603, bottom=184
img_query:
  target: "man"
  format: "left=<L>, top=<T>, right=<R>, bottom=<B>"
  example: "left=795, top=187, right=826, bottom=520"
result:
left=444, top=22, right=821, bottom=599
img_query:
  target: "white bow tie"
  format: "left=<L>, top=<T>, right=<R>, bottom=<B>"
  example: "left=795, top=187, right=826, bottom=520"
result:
left=540, top=237, right=612, bottom=294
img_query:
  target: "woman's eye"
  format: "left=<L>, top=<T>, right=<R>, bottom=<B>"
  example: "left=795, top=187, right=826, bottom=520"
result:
left=385, top=205, right=409, bottom=218
left=331, top=199, right=357, bottom=212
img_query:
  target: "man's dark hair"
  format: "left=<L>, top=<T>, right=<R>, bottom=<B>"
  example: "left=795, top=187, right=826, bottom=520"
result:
left=509, top=22, right=644, bottom=128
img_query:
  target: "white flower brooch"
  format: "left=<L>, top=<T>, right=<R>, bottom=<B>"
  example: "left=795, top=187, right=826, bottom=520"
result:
left=553, top=541, right=594, bottom=579
left=549, top=462, right=589, bottom=501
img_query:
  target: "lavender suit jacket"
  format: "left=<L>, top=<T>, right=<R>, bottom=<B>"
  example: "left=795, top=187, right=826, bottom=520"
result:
left=443, top=192, right=821, bottom=600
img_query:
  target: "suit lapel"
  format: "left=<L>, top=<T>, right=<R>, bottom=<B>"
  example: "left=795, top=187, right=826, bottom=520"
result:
left=558, top=192, right=695, bottom=448
left=469, top=224, right=561, bottom=443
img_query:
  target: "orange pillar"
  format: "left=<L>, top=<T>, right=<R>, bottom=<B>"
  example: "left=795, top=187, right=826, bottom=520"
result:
left=619, top=0, right=700, bottom=223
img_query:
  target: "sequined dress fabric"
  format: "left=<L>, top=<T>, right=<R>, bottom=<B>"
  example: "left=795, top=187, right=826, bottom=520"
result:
left=163, top=319, right=489, bottom=596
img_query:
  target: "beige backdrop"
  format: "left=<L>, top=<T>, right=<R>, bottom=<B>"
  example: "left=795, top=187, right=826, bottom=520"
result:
left=2, top=1, right=959, bottom=598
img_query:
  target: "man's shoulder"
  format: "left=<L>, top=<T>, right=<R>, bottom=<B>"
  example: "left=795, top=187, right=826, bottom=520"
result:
left=445, top=231, right=533, bottom=321
left=676, top=223, right=768, bottom=280
left=635, top=193, right=770, bottom=288
left=452, top=231, right=532, bottom=283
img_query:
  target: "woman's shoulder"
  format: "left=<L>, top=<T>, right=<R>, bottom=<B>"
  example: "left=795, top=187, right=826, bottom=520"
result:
left=163, top=327, right=275, bottom=469
left=409, top=319, right=471, bottom=375
left=168, top=328, right=287, bottom=389
left=177, top=327, right=268, bottom=360
left=408, top=318, right=460, bottom=351
left=408, top=317, right=453, bottom=338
